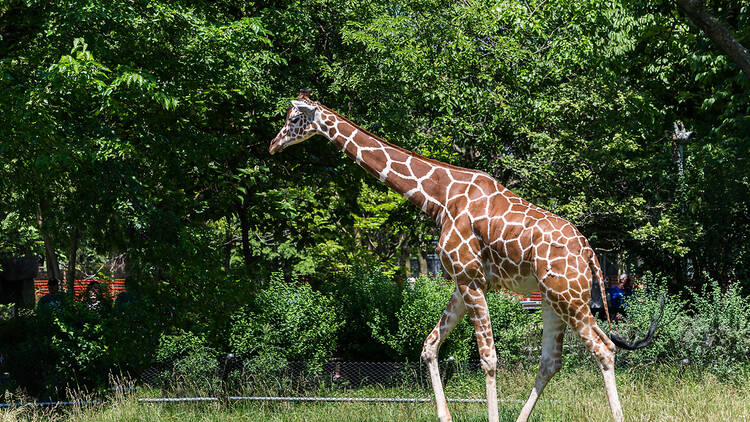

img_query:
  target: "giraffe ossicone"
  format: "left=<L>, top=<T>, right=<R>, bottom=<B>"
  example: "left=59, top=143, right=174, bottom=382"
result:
left=270, top=89, right=662, bottom=422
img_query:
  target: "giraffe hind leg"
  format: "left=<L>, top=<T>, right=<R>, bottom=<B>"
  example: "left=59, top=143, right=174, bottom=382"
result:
left=547, top=283, right=625, bottom=422
left=516, top=302, right=565, bottom=422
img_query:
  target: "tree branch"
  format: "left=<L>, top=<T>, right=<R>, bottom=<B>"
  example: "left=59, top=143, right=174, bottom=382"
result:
left=676, top=0, right=750, bottom=80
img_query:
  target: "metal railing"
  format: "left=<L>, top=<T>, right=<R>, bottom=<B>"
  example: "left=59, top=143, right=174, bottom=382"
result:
left=0, top=358, right=569, bottom=408
left=141, top=357, right=486, bottom=392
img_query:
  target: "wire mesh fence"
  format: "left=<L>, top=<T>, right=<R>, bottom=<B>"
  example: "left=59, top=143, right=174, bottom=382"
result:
left=139, top=357, right=491, bottom=399
left=0, top=327, right=599, bottom=407
left=136, top=329, right=597, bottom=401
left=0, top=345, right=597, bottom=408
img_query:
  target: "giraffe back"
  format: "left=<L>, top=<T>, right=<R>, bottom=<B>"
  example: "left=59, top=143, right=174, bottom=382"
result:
left=437, top=170, right=594, bottom=297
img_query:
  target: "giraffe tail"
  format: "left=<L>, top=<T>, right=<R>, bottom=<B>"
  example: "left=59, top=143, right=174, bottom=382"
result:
left=588, top=253, right=665, bottom=351
left=589, top=253, right=612, bottom=331
left=609, top=294, right=665, bottom=351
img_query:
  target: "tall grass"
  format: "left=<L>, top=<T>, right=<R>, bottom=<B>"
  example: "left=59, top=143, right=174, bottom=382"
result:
left=2, top=365, right=747, bottom=421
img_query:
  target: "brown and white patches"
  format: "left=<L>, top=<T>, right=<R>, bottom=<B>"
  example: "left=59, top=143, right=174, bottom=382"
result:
left=406, top=191, right=427, bottom=210
left=360, top=149, right=387, bottom=171
left=272, top=96, right=625, bottom=422
left=411, top=159, right=432, bottom=179
left=472, top=217, right=489, bottom=241
left=421, top=177, right=448, bottom=205
left=459, top=283, right=496, bottom=372
left=489, top=195, right=511, bottom=217
left=467, top=184, right=485, bottom=201
left=391, top=161, right=411, bottom=176
left=446, top=195, right=469, bottom=219
left=451, top=169, right=475, bottom=183
left=448, top=182, right=471, bottom=200
left=336, top=122, right=355, bottom=138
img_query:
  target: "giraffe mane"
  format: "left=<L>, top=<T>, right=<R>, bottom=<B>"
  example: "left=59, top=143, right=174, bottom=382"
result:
left=319, top=104, right=486, bottom=177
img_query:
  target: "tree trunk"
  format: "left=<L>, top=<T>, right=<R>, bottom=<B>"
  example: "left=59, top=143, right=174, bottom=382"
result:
left=398, top=234, right=411, bottom=277
left=354, top=226, right=362, bottom=247
left=676, top=0, right=750, bottom=80
left=418, top=252, right=428, bottom=275
left=236, top=202, right=252, bottom=272
left=37, top=199, right=62, bottom=282
left=224, top=221, right=232, bottom=275
left=67, top=226, right=79, bottom=294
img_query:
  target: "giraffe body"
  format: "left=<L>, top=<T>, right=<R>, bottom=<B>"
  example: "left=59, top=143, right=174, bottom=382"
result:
left=271, top=91, right=626, bottom=422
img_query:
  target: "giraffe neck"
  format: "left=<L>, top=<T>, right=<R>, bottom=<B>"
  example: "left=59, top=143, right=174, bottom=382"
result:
left=314, top=106, right=457, bottom=223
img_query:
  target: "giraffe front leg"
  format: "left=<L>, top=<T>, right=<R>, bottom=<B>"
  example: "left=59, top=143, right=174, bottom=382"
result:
left=516, top=303, right=565, bottom=422
left=422, top=286, right=467, bottom=422
left=459, top=281, right=499, bottom=422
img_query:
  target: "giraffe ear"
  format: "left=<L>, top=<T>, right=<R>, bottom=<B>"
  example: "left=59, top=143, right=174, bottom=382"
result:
left=291, top=100, right=316, bottom=119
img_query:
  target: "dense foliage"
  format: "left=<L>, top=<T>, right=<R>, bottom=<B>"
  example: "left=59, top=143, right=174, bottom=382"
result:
left=229, top=272, right=341, bottom=366
left=0, top=295, right=163, bottom=396
left=2, top=0, right=749, bottom=290
left=613, top=273, right=750, bottom=378
left=1, top=270, right=747, bottom=398
left=0, top=0, right=748, bottom=398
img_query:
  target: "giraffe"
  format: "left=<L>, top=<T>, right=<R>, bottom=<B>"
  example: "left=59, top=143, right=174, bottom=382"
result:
left=269, top=89, right=662, bottom=422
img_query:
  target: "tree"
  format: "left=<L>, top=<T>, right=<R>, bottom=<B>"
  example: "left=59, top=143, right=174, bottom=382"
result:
left=676, top=0, right=750, bottom=79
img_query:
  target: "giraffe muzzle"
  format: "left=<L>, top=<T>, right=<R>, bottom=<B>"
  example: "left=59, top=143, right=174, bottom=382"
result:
left=269, top=136, right=283, bottom=155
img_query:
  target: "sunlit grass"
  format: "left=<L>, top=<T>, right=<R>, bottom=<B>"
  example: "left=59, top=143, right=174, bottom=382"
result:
left=3, top=366, right=748, bottom=421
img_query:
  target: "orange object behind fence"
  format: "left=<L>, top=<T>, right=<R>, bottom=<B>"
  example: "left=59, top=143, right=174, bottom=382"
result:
left=507, top=291, right=543, bottom=310
left=34, top=279, right=126, bottom=303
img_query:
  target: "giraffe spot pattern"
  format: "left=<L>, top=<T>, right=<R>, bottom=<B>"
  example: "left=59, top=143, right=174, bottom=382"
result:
left=272, top=95, right=624, bottom=422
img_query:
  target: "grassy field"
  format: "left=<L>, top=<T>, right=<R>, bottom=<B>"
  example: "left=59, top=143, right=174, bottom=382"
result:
left=2, top=366, right=748, bottom=421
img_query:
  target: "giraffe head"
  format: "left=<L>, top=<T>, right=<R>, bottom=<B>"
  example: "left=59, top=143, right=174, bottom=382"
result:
left=269, top=89, right=321, bottom=155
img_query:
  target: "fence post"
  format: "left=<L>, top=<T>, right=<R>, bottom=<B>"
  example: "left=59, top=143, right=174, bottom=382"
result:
left=220, top=353, right=236, bottom=407
left=441, top=356, right=455, bottom=387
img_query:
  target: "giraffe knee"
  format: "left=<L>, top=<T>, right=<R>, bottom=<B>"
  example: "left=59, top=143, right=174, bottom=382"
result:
left=593, top=346, right=615, bottom=370
left=539, top=356, right=562, bottom=379
left=600, top=352, right=615, bottom=371
left=421, top=332, right=440, bottom=362
left=479, top=348, right=497, bottom=375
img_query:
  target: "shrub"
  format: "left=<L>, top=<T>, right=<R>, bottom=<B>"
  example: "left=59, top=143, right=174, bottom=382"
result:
left=0, top=290, right=166, bottom=398
left=485, top=291, right=541, bottom=365
left=1, top=297, right=113, bottom=397
left=105, top=295, right=164, bottom=377
left=683, top=279, right=750, bottom=379
left=229, top=273, right=341, bottom=368
left=155, top=330, right=219, bottom=390
left=611, top=273, right=749, bottom=379
left=335, top=266, right=404, bottom=360
left=379, top=275, right=475, bottom=361
left=611, top=273, right=691, bottom=367
left=369, top=274, right=538, bottom=364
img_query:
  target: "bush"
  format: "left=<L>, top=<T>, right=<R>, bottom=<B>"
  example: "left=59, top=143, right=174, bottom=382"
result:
left=335, top=266, right=404, bottom=360
left=105, top=295, right=165, bottom=377
left=0, top=290, right=165, bottom=398
left=155, top=330, right=219, bottom=390
left=1, top=297, right=113, bottom=397
left=683, top=279, right=750, bottom=378
left=229, top=273, right=341, bottom=369
left=379, top=275, right=475, bottom=361
left=612, top=273, right=749, bottom=379
left=611, top=273, right=691, bottom=367
left=367, top=274, right=538, bottom=364
left=486, top=291, right=541, bottom=365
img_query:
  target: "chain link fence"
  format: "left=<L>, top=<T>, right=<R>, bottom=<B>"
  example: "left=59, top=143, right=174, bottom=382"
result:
left=139, top=357, right=493, bottom=399
left=137, top=328, right=596, bottom=401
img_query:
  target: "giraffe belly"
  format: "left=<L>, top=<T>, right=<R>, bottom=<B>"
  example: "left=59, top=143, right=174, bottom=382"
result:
left=485, top=260, right=539, bottom=295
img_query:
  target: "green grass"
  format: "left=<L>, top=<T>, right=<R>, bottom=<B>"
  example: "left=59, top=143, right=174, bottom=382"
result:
left=3, top=366, right=748, bottom=421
